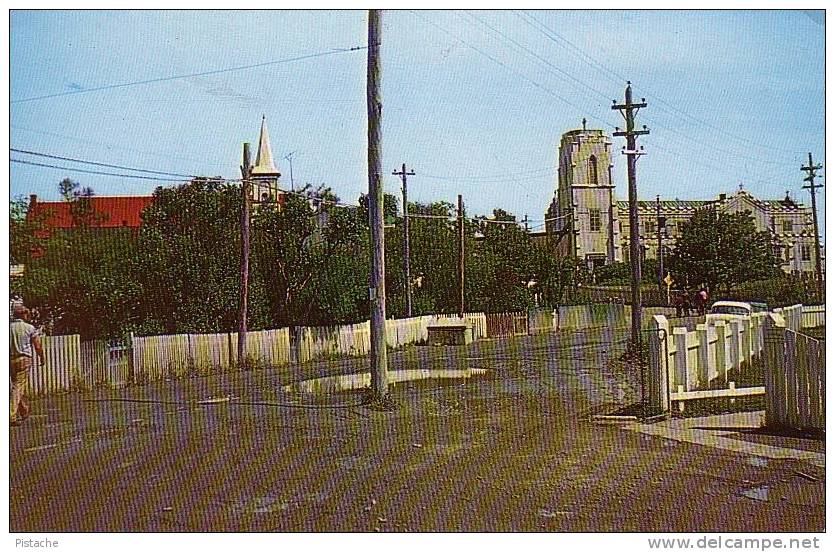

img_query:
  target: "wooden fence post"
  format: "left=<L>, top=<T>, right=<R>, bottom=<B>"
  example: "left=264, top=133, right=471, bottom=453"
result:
left=714, top=321, right=726, bottom=382
left=763, top=313, right=786, bottom=428
left=673, top=327, right=688, bottom=391
left=648, top=315, right=669, bottom=412
left=728, top=320, right=741, bottom=372
left=696, top=323, right=709, bottom=388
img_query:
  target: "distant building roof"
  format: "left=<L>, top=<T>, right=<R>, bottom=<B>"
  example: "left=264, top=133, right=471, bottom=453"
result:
left=616, top=200, right=712, bottom=210
left=28, top=195, right=153, bottom=229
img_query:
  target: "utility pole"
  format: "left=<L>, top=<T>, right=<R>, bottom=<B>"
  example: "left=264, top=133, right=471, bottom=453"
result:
left=613, top=81, right=649, bottom=349
left=367, top=9, right=388, bottom=401
left=284, top=151, right=296, bottom=191
left=523, top=213, right=529, bottom=233
left=458, top=194, right=465, bottom=318
left=393, top=163, right=415, bottom=317
left=656, top=195, right=664, bottom=291
left=238, top=142, right=252, bottom=369
left=801, top=152, right=824, bottom=301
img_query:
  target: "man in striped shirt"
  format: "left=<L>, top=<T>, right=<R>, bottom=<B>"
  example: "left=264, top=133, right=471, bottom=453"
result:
left=10, top=304, right=45, bottom=426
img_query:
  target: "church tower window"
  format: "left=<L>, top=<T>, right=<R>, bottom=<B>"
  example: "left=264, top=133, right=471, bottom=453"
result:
left=589, top=209, right=601, bottom=232
left=588, top=155, right=598, bottom=185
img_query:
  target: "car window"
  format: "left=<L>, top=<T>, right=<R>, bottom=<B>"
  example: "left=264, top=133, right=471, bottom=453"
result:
left=710, top=305, right=750, bottom=316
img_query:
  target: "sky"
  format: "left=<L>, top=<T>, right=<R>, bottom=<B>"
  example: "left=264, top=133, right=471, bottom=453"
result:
left=8, top=9, right=826, bottom=237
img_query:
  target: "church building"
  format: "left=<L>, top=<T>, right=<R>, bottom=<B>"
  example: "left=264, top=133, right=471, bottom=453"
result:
left=545, top=123, right=822, bottom=276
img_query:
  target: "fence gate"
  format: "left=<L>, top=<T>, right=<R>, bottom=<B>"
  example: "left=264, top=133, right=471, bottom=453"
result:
left=485, top=312, right=528, bottom=337
left=764, top=317, right=825, bottom=431
left=108, top=340, right=132, bottom=387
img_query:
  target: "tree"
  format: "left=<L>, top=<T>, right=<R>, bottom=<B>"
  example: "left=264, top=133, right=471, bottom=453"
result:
left=668, top=208, right=779, bottom=293
left=136, top=178, right=255, bottom=334
left=397, top=201, right=462, bottom=314
left=59, top=177, right=102, bottom=227
left=251, top=185, right=368, bottom=327
left=530, top=249, right=586, bottom=307
left=10, top=195, right=42, bottom=265
left=468, top=210, right=537, bottom=312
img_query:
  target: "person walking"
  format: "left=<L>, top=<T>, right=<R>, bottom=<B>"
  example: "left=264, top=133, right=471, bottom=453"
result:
left=698, top=288, right=709, bottom=316
left=10, top=304, right=44, bottom=426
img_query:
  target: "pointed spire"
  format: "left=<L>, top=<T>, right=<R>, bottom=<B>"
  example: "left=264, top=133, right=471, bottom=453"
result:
left=252, top=115, right=281, bottom=177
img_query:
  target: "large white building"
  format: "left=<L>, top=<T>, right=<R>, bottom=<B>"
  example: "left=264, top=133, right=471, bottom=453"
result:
left=545, top=124, right=823, bottom=276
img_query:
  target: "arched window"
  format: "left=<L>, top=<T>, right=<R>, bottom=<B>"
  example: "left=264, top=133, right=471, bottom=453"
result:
left=588, top=155, right=598, bottom=185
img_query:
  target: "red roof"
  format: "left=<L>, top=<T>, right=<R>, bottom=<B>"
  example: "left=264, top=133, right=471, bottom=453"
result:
left=28, top=196, right=153, bottom=229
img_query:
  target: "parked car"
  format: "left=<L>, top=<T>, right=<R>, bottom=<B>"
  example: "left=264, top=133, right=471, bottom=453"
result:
left=705, top=300, right=753, bottom=324
left=749, top=301, right=769, bottom=313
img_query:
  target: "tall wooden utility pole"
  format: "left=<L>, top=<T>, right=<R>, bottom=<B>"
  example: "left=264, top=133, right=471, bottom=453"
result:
left=613, top=81, right=649, bottom=349
left=458, top=194, right=465, bottom=318
left=801, top=152, right=824, bottom=300
left=367, top=9, right=388, bottom=400
left=656, top=195, right=664, bottom=291
left=394, top=163, right=415, bottom=317
left=238, top=142, right=252, bottom=368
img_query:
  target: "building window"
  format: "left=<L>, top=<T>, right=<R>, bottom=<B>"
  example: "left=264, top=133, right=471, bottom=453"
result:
left=588, top=155, right=598, bottom=185
left=801, top=245, right=811, bottom=261
left=644, top=220, right=655, bottom=235
left=782, top=220, right=793, bottom=233
left=589, top=209, right=601, bottom=232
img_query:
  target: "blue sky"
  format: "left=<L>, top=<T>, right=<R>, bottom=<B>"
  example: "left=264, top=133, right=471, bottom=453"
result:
left=9, top=10, right=825, bottom=236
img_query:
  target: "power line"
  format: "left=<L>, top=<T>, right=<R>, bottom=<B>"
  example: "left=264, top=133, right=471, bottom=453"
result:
left=11, top=46, right=368, bottom=104
left=408, top=10, right=612, bottom=129
left=421, top=166, right=556, bottom=183
left=517, top=10, right=807, bottom=159
left=10, top=158, right=198, bottom=182
left=11, top=148, right=199, bottom=178
left=11, top=124, right=221, bottom=167
left=464, top=11, right=612, bottom=104
left=428, top=12, right=800, bottom=188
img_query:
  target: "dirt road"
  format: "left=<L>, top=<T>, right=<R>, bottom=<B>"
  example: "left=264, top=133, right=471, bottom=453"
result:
left=9, top=328, right=824, bottom=532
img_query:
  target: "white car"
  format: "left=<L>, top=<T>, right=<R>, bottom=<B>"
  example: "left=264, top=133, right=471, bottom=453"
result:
left=705, top=301, right=753, bottom=324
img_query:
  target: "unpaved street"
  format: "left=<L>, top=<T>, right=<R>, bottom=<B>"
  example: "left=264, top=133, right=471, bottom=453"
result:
left=10, top=328, right=824, bottom=532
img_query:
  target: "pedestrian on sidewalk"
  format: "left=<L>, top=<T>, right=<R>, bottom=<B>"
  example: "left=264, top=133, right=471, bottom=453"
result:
left=10, top=304, right=44, bottom=426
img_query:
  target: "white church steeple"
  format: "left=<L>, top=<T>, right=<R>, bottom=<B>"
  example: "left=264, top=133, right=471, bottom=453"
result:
left=252, top=115, right=281, bottom=178
left=249, top=116, right=282, bottom=204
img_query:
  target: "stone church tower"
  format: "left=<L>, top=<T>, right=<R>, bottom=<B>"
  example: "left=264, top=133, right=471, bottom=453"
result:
left=250, top=115, right=282, bottom=204
left=546, top=121, right=621, bottom=269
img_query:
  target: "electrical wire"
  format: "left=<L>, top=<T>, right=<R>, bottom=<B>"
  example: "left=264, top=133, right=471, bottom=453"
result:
left=10, top=158, right=196, bottom=182
left=516, top=10, right=808, bottom=159
left=11, top=148, right=199, bottom=179
left=408, top=10, right=613, bottom=130
left=12, top=46, right=368, bottom=104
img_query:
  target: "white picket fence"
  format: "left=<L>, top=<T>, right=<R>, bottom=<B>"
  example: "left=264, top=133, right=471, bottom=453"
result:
left=25, top=313, right=489, bottom=393
left=648, top=304, right=814, bottom=413
left=764, top=314, right=825, bottom=430
left=801, top=304, right=825, bottom=329
left=528, top=303, right=630, bottom=334
left=132, top=328, right=292, bottom=381
left=28, top=335, right=81, bottom=396
left=295, top=313, right=487, bottom=364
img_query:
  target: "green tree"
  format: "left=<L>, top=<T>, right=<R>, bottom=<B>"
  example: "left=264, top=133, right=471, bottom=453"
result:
left=668, top=208, right=779, bottom=293
left=59, top=177, right=103, bottom=227
left=10, top=195, right=42, bottom=265
left=251, top=185, right=368, bottom=327
left=468, top=210, right=537, bottom=312
left=136, top=178, right=255, bottom=334
left=17, top=226, right=141, bottom=339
